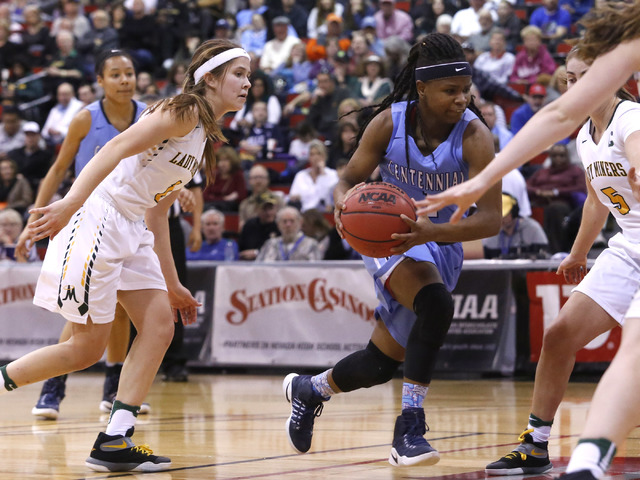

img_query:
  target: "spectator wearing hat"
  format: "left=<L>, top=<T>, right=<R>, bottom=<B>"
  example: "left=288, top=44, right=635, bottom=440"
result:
left=360, top=16, right=385, bottom=57
left=214, top=18, right=235, bottom=40
left=510, top=83, right=548, bottom=135
left=238, top=191, right=281, bottom=260
left=509, top=25, right=557, bottom=85
left=355, top=54, right=392, bottom=106
left=257, top=206, right=321, bottom=261
left=8, top=121, right=52, bottom=192
left=374, top=0, right=414, bottom=43
left=451, top=0, right=497, bottom=41
left=186, top=209, right=239, bottom=261
left=239, top=164, right=285, bottom=229
left=306, top=13, right=351, bottom=63
left=41, top=82, right=84, bottom=147
left=331, top=48, right=359, bottom=96
left=307, top=0, right=344, bottom=40
left=260, top=16, right=301, bottom=73
left=482, top=193, right=549, bottom=259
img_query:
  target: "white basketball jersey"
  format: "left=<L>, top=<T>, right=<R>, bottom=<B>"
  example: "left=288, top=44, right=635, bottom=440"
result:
left=577, top=101, right=640, bottom=241
left=96, top=122, right=207, bottom=221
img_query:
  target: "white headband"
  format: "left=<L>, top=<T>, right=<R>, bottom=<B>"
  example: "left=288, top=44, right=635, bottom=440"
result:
left=194, top=48, right=250, bottom=84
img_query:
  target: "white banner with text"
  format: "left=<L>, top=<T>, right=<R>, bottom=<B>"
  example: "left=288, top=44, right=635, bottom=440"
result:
left=0, top=264, right=66, bottom=360
left=212, top=265, right=378, bottom=367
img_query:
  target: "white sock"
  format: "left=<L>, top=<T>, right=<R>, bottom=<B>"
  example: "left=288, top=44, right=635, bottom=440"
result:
left=528, top=422, right=552, bottom=443
left=106, top=408, right=137, bottom=436
left=566, top=439, right=617, bottom=479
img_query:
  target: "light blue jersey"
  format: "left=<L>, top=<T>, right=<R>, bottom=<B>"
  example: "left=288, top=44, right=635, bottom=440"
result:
left=74, top=99, right=147, bottom=176
left=362, top=101, right=476, bottom=347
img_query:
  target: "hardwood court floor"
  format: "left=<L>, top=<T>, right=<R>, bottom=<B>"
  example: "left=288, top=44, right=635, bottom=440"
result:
left=1, top=373, right=639, bottom=480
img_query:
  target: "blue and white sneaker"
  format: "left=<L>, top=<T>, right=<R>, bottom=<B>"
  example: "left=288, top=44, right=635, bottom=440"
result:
left=32, top=375, right=67, bottom=420
left=283, top=373, right=327, bottom=454
left=389, top=407, right=440, bottom=467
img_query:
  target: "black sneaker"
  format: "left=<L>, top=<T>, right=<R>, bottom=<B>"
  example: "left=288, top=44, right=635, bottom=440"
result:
left=32, top=375, right=67, bottom=420
left=561, top=470, right=598, bottom=480
left=389, top=407, right=440, bottom=467
left=85, top=429, right=171, bottom=472
left=486, top=429, right=552, bottom=475
left=283, top=373, right=327, bottom=454
left=99, top=367, right=121, bottom=413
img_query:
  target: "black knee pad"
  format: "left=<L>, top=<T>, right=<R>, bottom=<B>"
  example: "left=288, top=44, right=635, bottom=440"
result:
left=412, top=283, right=454, bottom=347
left=404, top=283, right=454, bottom=384
left=332, top=341, right=402, bottom=393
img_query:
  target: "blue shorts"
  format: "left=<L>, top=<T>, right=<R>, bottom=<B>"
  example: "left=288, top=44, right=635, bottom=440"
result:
left=362, top=242, right=463, bottom=348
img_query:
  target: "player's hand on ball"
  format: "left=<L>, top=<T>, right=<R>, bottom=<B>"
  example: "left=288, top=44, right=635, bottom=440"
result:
left=169, top=284, right=202, bottom=325
left=389, top=215, right=434, bottom=254
left=334, top=182, right=365, bottom=239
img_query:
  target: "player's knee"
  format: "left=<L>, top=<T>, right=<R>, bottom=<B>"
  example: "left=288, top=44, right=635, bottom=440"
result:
left=332, top=341, right=401, bottom=392
left=412, top=283, right=454, bottom=347
left=541, top=317, right=581, bottom=354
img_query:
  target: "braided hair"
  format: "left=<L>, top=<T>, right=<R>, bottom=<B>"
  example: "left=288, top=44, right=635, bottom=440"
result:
left=355, top=33, right=487, bottom=168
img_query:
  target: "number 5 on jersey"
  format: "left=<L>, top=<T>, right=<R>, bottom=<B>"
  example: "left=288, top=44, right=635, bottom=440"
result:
left=601, top=186, right=630, bottom=215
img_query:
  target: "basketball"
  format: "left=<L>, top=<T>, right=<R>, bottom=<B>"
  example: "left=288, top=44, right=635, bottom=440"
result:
left=340, top=182, right=417, bottom=258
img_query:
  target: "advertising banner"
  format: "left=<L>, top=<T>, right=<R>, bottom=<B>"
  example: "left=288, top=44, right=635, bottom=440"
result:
left=0, top=264, right=66, bottom=361
left=212, top=265, right=377, bottom=367
left=437, top=269, right=515, bottom=374
left=527, top=271, right=621, bottom=362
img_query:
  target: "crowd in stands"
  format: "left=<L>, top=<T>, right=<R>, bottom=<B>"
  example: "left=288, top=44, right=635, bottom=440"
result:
left=1, top=0, right=632, bottom=264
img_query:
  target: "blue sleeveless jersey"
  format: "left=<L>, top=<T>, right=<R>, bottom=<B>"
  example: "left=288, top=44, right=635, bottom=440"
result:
left=382, top=100, right=473, bottom=224
left=75, top=99, right=147, bottom=176
left=361, top=101, right=477, bottom=348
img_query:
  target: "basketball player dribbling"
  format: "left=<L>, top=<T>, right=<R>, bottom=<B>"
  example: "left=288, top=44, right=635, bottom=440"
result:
left=283, top=32, right=502, bottom=467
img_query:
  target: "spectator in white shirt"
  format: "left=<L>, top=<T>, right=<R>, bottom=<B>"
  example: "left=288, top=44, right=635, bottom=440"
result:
left=474, top=29, right=516, bottom=85
left=41, top=82, right=84, bottom=147
left=260, top=16, right=302, bottom=74
left=288, top=139, right=338, bottom=212
left=451, top=0, right=497, bottom=40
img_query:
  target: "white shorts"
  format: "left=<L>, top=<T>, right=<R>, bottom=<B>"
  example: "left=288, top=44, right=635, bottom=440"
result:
left=573, top=232, right=640, bottom=325
left=34, top=193, right=166, bottom=324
